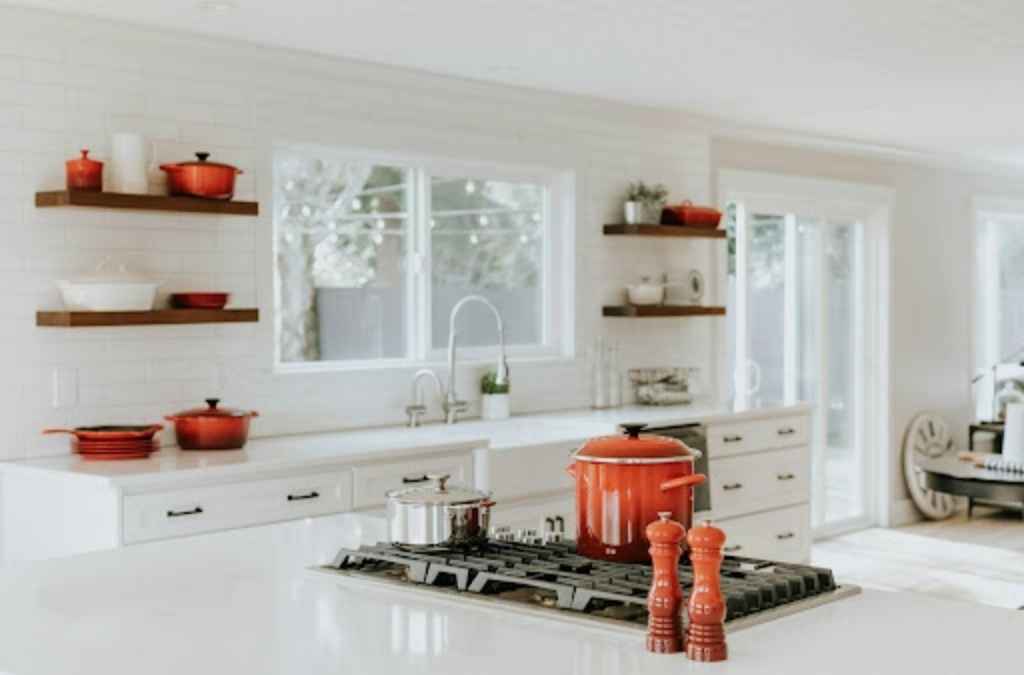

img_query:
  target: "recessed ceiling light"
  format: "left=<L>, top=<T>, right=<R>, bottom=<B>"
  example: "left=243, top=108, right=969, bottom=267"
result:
left=197, top=0, right=238, bottom=14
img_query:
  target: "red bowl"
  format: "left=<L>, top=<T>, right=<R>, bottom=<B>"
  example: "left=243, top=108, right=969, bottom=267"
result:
left=171, top=292, right=230, bottom=310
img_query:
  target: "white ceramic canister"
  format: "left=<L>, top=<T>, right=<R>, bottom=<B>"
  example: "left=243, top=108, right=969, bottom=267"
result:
left=110, top=132, right=149, bottom=193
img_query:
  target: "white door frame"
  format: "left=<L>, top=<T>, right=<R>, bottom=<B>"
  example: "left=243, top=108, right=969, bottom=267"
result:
left=718, top=170, right=892, bottom=537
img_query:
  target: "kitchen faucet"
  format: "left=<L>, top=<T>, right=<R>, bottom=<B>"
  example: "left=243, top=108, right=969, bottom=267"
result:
left=403, top=294, right=509, bottom=426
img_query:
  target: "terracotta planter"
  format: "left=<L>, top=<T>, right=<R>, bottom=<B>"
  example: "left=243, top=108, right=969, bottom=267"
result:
left=567, top=423, right=705, bottom=563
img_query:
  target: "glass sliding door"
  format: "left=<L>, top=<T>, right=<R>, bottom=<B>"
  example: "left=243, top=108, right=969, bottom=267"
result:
left=730, top=200, right=871, bottom=535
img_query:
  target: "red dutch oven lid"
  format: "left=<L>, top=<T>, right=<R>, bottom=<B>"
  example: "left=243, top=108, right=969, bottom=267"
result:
left=168, top=398, right=257, bottom=419
left=574, top=424, right=697, bottom=464
left=161, top=152, right=242, bottom=173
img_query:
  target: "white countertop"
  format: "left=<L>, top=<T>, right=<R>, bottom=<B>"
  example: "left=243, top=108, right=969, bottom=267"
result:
left=0, top=402, right=811, bottom=491
left=0, top=510, right=1017, bottom=675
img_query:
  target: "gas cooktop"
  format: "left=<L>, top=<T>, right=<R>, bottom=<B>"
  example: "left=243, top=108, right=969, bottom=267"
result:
left=314, top=539, right=859, bottom=632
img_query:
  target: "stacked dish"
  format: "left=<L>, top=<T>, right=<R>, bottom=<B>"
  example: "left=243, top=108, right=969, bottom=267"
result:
left=43, top=425, right=162, bottom=460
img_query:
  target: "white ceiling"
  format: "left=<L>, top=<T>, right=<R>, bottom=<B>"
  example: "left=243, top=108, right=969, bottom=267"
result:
left=15, top=0, right=1024, bottom=165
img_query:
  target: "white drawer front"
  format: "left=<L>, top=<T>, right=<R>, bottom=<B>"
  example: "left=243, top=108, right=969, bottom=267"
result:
left=123, top=471, right=353, bottom=544
left=717, top=504, right=810, bottom=563
left=707, top=415, right=809, bottom=458
left=352, top=453, right=473, bottom=510
left=488, top=441, right=580, bottom=500
left=710, top=446, right=809, bottom=519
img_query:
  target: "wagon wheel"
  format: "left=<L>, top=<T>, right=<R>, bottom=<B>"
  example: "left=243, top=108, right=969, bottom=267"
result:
left=902, top=412, right=957, bottom=520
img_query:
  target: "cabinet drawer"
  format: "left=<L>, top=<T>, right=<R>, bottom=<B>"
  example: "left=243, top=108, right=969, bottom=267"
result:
left=707, top=415, right=808, bottom=459
left=717, top=504, right=810, bottom=563
left=488, top=441, right=579, bottom=500
left=352, top=453, right=473, bottom=510
left=123, top=471, right=353, bottom=544
left=709, top=446, right=809, bottom=519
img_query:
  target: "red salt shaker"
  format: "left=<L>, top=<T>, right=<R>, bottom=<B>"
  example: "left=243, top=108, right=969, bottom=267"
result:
left=645, top=511, right=685, bottom=653
left=685, top=520, right=728, bottom=662
left=66, top=149, right=103, bottom=191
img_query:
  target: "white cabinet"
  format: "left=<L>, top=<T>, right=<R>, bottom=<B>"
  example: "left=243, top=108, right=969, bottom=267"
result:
left=707, top=414, right=809, bottom=459
left=715, top=504, right=809, bottom=563
left=123, top=471, right=353, bottom=544
left=709, top=446, right=809, bottom=520
left=1, top=441, right=477, bottom=562
left=490, top=494, right=575, bottom=538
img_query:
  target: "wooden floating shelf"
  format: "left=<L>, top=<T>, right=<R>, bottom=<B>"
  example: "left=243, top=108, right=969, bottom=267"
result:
left=603, top=305, right=726, bottom=318
left=603, top=224, right=726, bottom=239
left=36, top=308, right=259, bottom=327
left=35, top=190, right=259, bottom=216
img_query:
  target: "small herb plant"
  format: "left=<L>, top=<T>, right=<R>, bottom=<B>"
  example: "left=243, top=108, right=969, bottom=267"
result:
left=626, top=181, right=669, bottom=207
left=481, top=370, right=510, bottom=395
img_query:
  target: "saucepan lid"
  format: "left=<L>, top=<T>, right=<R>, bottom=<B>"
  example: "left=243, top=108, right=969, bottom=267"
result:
left=386, top=473, right=492, bottom=506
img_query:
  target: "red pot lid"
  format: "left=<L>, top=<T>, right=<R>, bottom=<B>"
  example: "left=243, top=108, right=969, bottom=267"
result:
left=164, top=152, right=239, bottom=170
left=574, top=424, right=696, bottom=464
left=171, top=398, right=254, bottom=419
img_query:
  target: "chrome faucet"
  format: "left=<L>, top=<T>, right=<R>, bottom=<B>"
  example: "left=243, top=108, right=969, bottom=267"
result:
left=445, top=295, right=509, bottom=424
left=403, top=295, right=509, bottom=427
left=405, top=369, right=444, bottom=428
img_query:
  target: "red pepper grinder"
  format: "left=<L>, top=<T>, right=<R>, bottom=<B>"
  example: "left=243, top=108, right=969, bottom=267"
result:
left=645, top=511, right=685, bottom=653
left=685, top=520, right=728, bottom=662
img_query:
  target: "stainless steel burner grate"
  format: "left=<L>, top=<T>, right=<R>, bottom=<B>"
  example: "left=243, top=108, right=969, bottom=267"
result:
left=325, top=540, right=843, bottom=625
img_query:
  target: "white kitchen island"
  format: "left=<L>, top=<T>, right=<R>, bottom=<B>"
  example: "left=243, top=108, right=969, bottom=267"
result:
left=0, top=511, right=1017, bottom=675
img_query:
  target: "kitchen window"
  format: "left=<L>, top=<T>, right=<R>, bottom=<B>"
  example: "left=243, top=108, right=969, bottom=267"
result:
left=273, top=147, right=574, bottom=368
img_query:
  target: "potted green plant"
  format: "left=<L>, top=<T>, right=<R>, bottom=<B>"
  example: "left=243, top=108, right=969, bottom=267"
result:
left=480, top=370, right=511, bottom=421
left=624, top=181, right=669, bottom=224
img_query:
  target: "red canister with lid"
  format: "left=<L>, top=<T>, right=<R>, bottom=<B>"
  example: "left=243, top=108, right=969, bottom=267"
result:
left=65, top=149, right=103, bottom=191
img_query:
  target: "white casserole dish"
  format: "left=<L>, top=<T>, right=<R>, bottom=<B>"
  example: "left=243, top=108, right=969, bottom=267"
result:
left=57, top=261, right=160, bottom=311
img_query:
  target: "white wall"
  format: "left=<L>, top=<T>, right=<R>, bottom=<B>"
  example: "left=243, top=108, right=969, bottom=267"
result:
left=712, top=138, right=1024, bottom=519
left=0, top=6, right=718, bottom=459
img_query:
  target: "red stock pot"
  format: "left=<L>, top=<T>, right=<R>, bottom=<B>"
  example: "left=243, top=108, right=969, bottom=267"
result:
left=567, top=424, right=705, bottom=563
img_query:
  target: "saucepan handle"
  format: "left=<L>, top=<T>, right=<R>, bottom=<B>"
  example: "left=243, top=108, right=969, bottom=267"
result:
left=660, top=473, right=706, bottom=492
left=42, top=428, right=75, bottom=436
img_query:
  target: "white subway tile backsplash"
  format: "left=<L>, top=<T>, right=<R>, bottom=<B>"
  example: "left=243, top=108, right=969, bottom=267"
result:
left=0, top=5, right=713, bottom=459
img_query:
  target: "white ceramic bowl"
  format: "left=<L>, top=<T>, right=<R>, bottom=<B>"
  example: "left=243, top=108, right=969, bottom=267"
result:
left=626, top=283, right=665, bottom=306
left=57, top=280, right=159, bottom=311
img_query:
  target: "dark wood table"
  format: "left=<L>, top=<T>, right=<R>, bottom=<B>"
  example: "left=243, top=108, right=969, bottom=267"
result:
left=920, top=456, right=1024, bottom=520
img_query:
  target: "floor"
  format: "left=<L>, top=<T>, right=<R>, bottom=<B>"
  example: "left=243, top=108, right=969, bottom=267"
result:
left=813, top=506, right=1024, bottom=610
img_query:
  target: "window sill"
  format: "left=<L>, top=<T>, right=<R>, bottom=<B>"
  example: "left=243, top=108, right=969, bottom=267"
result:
left=273, top=354, right=577, bottom=376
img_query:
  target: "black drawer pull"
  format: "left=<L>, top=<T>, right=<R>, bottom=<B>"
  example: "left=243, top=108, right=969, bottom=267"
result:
left=554, top=515, right=565, bottom=533
left=777, top=473, right=796, bottom=481
left=777, top=427, right=796, bottom=436
left=722, top=482, right=744, bottom=491
left=723, top=435, right=744, bottom=443
left=776, top=531, right=796, bottom=540
left=724, top=544, right=743, bottom=553
left=402, top=474, right=429, bottom=484
left=287, top=491, right=320, bottom=502
left=167, top=506, right=203, bottom=518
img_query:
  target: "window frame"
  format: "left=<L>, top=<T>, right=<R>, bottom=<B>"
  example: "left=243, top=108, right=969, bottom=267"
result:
left=272, top=144, right=575, bottom=373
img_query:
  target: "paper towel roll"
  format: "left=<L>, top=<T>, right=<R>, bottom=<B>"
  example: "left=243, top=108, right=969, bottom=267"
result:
left=1002, top=402, right=1024, bottom=463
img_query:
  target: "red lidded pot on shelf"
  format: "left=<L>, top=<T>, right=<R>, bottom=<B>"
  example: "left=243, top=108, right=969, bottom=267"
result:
left=65, top=149, right=103, bottom=191
left=566, top=423, right=705, bottom=563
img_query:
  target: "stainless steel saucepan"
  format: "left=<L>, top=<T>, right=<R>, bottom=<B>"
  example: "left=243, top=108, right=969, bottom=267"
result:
left=385, top=473, right=494, bottom=548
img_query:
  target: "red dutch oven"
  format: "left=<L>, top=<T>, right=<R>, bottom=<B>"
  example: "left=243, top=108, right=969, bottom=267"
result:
left=160, top=152, right=242, bottom=200
left=567, top=423, right=706, bottom=563
left=165, top=399, right=258, bottom=450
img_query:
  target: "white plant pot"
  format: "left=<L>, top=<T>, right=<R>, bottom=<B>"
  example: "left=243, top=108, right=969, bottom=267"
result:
left=623, top=201, right=643, bottom=225
left=481, top=394, right=510, bottom=421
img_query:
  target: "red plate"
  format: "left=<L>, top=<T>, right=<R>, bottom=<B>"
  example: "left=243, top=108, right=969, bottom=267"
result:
left=171, top=292, right=229, bottom=310
left=43, top=425, right=162, bottom=442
